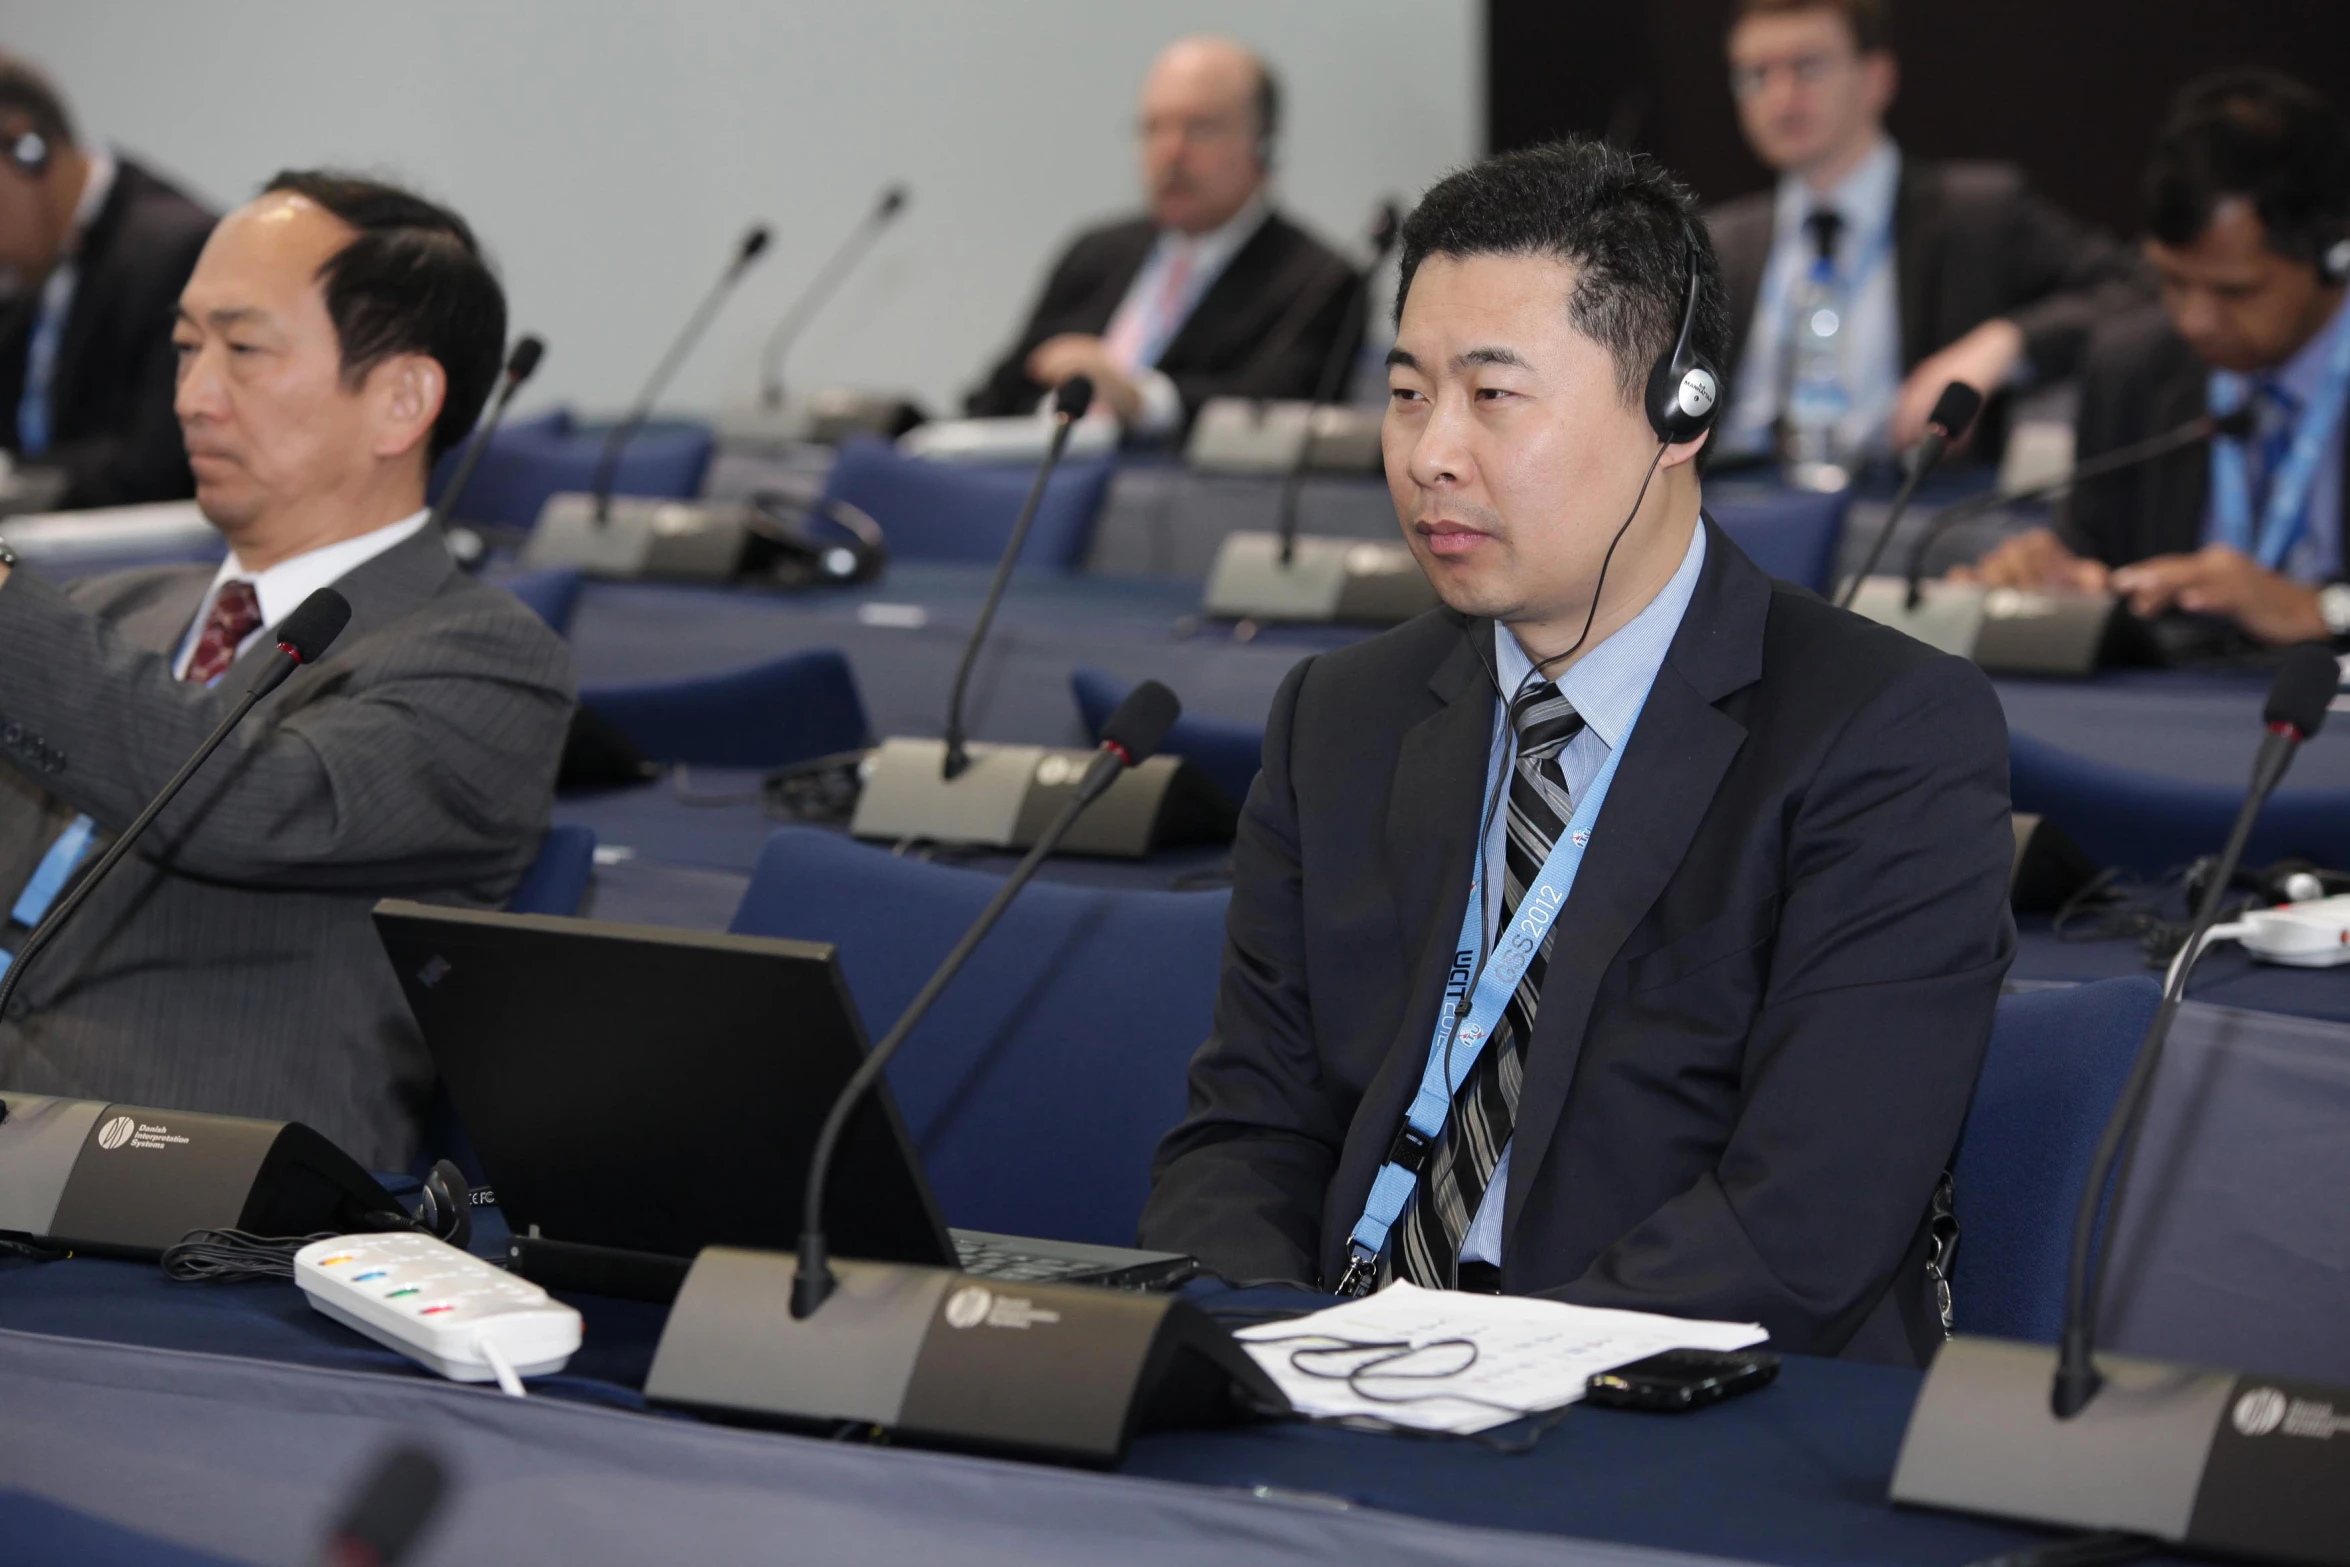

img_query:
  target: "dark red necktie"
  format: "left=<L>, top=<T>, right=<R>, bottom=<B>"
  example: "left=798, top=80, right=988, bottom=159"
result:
left=182, top=580, right=263, bottom=686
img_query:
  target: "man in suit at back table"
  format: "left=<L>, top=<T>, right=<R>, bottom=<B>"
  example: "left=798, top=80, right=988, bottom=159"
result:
left=1961, top=72, right=2350, bottom=650
left=1705, top=0, right=2143, bottom=468
left=963, top=35, right=1363, bottom=439
left=0, top=53, right=216, bottom=510
left=1140, top=139, right=2014, bottom=1364
left=0, top=171, right=574, bottom=1170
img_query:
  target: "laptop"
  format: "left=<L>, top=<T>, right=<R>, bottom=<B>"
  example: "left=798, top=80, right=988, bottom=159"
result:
left=372, top=901, right=1196, bottom=1301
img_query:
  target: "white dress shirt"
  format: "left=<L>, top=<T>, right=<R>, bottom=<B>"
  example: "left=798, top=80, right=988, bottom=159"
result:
left=172, top=509, right=431, bottom=677
left=1720, top=138, right=1905, bottom=463
left=1090, top=193, right=1272, bottom=436
left=1457, top=522, right=1708, bottom=1266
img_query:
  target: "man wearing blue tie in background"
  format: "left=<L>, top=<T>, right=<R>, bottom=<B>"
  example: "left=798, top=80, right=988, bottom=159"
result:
left=1142, top=139, right=2013, bottom=1364
left=1963, top=72, right=2350, bottom=648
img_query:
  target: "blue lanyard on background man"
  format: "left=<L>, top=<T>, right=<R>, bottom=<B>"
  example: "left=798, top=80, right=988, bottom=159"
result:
left=2209, top=301, right=2350, bottom=571
left=1342, top=681, right=1654, bottom=1283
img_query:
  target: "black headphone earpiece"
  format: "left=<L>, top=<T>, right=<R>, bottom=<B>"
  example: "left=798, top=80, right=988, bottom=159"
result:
left=3, top=126, right=49, bottom=180
left=743, top=492, right=888, bottom=589
left=414, top=1158, right=474, bottom=1249
left=1643, top=217, right=1722, bottom=446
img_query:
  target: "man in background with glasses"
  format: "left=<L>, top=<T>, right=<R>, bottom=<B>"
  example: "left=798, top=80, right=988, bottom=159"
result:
left=963, top=35, right=1363, bottom=439
left=1705, top=0, right=2142, bottom=474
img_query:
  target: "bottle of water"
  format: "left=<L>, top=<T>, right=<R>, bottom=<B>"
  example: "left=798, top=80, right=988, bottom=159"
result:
left=1781, top=258, right=1852, bottom=493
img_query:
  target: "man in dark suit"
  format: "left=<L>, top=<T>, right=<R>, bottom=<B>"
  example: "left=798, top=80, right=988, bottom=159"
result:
left=1705, top=0, right=2140, bottom=464
left=0, top=171, right=573, bottom=1169
left=1140, top=139, right=2014, bottom=1366
left=1965, top=73, right=2350, bottom=648
left=0, top=54, right=216, bottom=509
left=964, top=35, right=1362, bottom=438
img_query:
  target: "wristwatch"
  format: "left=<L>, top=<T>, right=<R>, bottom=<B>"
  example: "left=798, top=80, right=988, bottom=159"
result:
left=2320, top=581, right=2350, bottom=640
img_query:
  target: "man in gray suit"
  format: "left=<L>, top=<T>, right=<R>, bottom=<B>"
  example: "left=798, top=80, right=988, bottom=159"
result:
left=0, top=171, right=573, bottom=1170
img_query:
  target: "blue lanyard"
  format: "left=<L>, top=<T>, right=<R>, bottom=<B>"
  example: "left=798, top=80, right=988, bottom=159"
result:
left=16, top=261, right=77, bottom=458
left=2210, top=303, right=2350, bottom=571
left=1760, top=205, right=1896, bottom=342
left=1345, top=686, right=1652, bottom=1270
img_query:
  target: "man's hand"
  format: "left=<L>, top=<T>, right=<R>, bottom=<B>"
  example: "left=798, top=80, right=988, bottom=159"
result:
left=1950, top=526, right=2110, bottom=594
left=1891, top=319, right=2025, bottom=449
left=2109, top=544, right=2329, bottom=644
left=1024, top=334, right=1143, bottom=423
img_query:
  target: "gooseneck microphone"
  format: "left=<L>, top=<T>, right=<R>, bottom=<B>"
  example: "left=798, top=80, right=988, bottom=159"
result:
left=312, top=1444, right=448, bottom=1567
left=428, top=334, right=546, bottom=548
left=592, top=224, right=771, bottom=521
left=1834, top=380, right=1985, bottom=609
left=758, top=184, right=910, bottom=409
left=1900, top=405, right=2260, bottom=606
left=939, top=374, right=1094, bottom=780
left=0, top=588, right=352, bottom=1024
left=2050, top=643, right=2338, bottom=1419
left=1277, top=201, right=1403, bottom=567
left=792, top=679, right=1182, bottom=1319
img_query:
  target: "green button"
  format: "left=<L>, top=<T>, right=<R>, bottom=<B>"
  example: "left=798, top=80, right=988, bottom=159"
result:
left=387, top=1287, right=421, bottom=1298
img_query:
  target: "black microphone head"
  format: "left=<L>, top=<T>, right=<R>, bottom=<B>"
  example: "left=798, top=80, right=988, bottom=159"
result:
left=2211, top=404, right=2260, bottom=442
left=1054, top=375, right=1095, bottom=422
left=505, top=334, right=545, bottom=385
left=737, top=225, right=771, bottom=265
left=1927, top=381, right=1984, bottom=443
left=2264, top=643, right=2339, bottom=739
left=1100, top=680, right=1181, bottom=766
left=325, top=1444, right=447, bottom=1567
left=274, top=588, right=352, bottom=666
left=878, top=184, right=909, bottom=219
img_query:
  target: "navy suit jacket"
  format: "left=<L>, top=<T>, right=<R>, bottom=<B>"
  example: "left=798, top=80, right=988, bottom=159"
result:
left=1140, top=520, right=2016, bottom=1365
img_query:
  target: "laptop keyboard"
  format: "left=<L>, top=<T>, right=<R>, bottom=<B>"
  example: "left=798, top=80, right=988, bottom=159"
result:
left=953, top=1235, right=1125, bottom=1283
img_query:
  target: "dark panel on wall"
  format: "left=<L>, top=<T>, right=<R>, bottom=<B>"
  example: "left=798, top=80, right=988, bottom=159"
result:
left=1487, top=1, right=2350, bottom=233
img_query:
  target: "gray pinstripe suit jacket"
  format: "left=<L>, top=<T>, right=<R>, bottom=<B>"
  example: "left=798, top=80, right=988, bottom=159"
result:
left=0, top=527, right=575, bottom=1169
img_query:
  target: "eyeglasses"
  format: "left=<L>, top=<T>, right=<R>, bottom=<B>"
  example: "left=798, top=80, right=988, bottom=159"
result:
left=1138, top=114, right=1249, bottom=148
left=1728, top=52, right=1849, bottom=97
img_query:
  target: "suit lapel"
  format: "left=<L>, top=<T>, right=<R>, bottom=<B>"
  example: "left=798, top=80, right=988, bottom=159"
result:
left=1499, top=520, right=1768, bottom=1244
left=216, top=526, right=457, bottom=696
left=1158, top=214, right=1295, bottom=375
left=2154, top=356, right=2213, bottom=559
left=1078, top=224, right=1158, bottom=337
left=1894, top=161, right=1936, bottom=373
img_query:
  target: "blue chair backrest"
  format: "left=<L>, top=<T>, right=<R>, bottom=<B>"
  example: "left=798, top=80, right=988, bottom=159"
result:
left=1951, top=977, right=2162, bottom=1343
left=498, top=566, right=585, bottom=637
left=579, top=648, right=870, bottom=768
left=1710, top=490, right=1848, bottom=595
left=819, top=437, right=1114, bottom=567
left=728, top=827, right=1228, bottom=1246
left=1070, top=666, right=1261, bottom=807
left=505, top=822, right=597, bottom=916
left=429, top=407, right=714, bottom=531
left=2009, top=729, right=2350, bottom=878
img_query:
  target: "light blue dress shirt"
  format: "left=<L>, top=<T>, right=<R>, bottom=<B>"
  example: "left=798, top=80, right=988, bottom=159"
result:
left=1719, top=138, right=1905, bottom=463
left=1457, top=522, right=1707, bottom=1266
left=2197, top=290, right=2348, bottom=583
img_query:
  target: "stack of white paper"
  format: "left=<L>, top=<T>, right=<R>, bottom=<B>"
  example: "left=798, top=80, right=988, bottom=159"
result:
left=1236, top=1283, right=1767, bottom=1434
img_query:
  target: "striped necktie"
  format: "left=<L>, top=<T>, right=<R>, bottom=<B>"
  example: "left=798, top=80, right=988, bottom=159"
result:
left=1389, top=678, right=1586, bottom=1288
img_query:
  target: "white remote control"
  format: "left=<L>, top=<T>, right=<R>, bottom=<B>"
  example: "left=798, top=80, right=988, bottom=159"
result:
left=295, top=1231, right=581, bottom=1393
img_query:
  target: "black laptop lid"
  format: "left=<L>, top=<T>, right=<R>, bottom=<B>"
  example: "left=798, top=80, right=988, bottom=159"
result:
left=372, top=900, right=954, bottom=1268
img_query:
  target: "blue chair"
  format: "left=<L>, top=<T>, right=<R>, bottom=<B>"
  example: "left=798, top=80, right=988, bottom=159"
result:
left=1710, top=489, right=1848, bottom=595
left=2009, top=729, right=2350, bottom=878
left=416, top=823, right=599, bottom=1178
left=819, top=436, right=1114, bottom=566
left=1070, top=666, right=1261, bottom=806
left=1950, top=977, right=2162, bottom=1343
left=579, top=648, right=870, bottom=768
left=728, top=827, right=1228, bottom=1246
left=498, top=565, right=585, bottom=636
left=428, top=406, right=715, bottom=531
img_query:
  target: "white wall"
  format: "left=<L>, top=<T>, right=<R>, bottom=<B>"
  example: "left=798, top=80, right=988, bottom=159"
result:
left=3, top=0, right=1480, bottom=418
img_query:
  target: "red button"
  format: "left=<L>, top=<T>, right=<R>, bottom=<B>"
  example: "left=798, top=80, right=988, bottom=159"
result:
left=420, top=1305, right=455, bottom=1315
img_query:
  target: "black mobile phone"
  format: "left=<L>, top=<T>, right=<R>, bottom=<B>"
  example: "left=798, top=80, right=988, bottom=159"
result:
left=1585, top=1348, right=1781, bottom=1412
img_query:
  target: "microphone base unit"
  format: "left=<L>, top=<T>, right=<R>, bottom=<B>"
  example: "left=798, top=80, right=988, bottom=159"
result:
left=522, top=493, right=749, bottom=582
left=1844, top=576, right=2149, bottom=676
left=644, top=1246, right=1287, bottom=1467
left=849, top=737, right=1233, bottom=859
left=0, top=1093, right=394, bottom=1257
left=716, top=390, right=924, bottom=454
left=1891, top=1335, right=2350, bottom=1564
left=1202, top=532, right=1439, bottom=625
left=1184, top=399, right=1383, bottom=476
